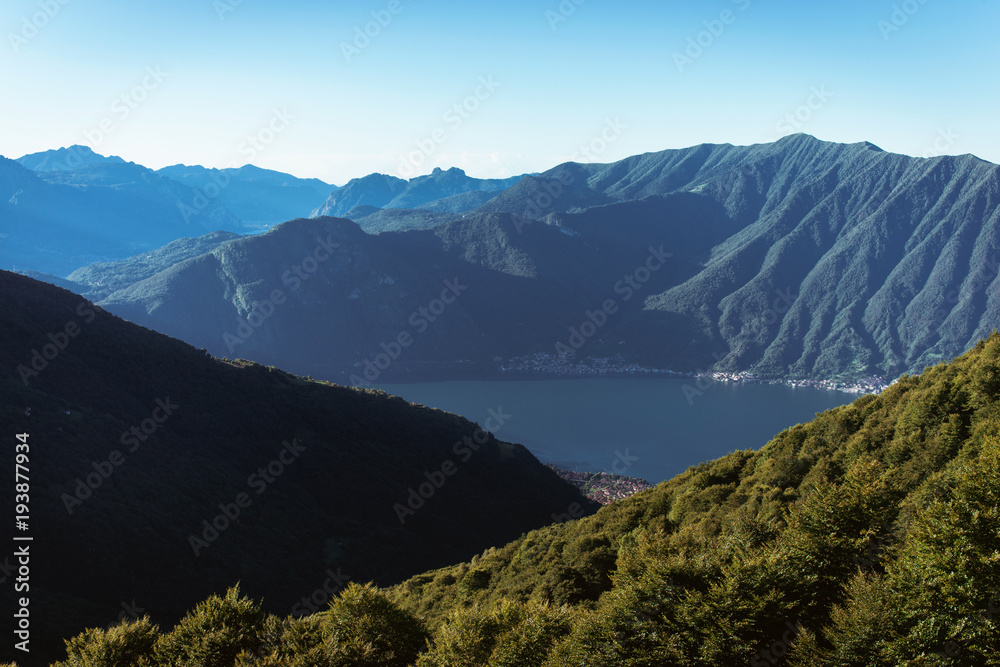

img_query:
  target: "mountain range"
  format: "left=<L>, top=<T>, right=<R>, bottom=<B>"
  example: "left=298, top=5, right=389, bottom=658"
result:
left=1, top=149, right=244, bottom=275
left=310, top=167, right=524, bottom=218
left=46, top=134, right=1000, bottom=384
left=0, top=148, right=533, bottom=277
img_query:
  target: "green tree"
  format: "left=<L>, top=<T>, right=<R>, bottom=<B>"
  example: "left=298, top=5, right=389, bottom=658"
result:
left=322, top=582, right=429, bottom=667
left=154, top=585, right=265, bottom=667
left=51, top=617, right=159, bottom=667
left=881, top=433, right=1000, bottom=664
left=419, top=599, right=572, bottom=667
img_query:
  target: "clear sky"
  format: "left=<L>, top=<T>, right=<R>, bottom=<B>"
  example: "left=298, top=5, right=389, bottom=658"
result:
left=2, top=0, right=998, bottom=185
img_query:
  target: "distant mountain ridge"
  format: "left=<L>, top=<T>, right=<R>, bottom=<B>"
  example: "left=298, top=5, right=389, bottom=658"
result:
left=35, top=135, right=1000, bottom=383
left=312, top=167, right=524, bottom=218
left=2, top=146, right=338, bottom=275
left=0, top=155, right=243, bottom=276
left=17, top=144, right=126, bottom=172
left=156, top=163, right=334, bottom=229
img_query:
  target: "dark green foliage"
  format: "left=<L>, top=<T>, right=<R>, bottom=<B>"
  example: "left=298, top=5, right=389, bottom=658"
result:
left=51, top=585, right=428, bottom=667
left=321, top=583, right=430, bottom=666
left=52, top=617, right=159, bottom=667
left=153, top=586, right=265, bottom=667
left=417, top=600, right=572, bottom=667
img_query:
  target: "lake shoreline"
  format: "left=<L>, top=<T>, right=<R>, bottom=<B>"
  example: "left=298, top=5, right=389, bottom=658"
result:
left=358, top=363, right=891, bottom=396
left=375, top=377, right=860, bottom=484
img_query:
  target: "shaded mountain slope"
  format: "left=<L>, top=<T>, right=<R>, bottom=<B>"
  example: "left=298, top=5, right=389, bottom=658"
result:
left=66, top=230, right=242, bottom=300
left=345, top=206, right=461, bottom=234
left=414, top=188, right=504, bottom=213
left=311, top=173, right=409, bottom=217
left=0, top=270, right=595, bottom=663
left=386, top=167, right=522, bottom=211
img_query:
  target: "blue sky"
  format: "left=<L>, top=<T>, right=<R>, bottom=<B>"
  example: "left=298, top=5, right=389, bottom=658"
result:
left=2, top=0, right=998, bottom=184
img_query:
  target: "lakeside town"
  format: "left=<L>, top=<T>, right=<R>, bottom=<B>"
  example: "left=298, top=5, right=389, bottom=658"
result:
left=546, top=464, right=654, bottom=505
left=498, top=352, right=892, bottom=395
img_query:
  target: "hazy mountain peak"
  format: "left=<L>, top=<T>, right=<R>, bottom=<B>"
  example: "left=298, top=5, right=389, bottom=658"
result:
left=17, top=144, right=126, bottom=172
left=426, top=166, right=466, bottom=178
left=311, top=168, right=525, bottom=218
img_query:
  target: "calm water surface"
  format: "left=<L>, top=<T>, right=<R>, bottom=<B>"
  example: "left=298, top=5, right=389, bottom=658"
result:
left=377, top=378, right=859, bottom=483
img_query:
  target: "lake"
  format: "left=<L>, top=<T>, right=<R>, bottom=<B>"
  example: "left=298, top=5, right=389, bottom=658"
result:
left=377, top=378, right=860, bottom=484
